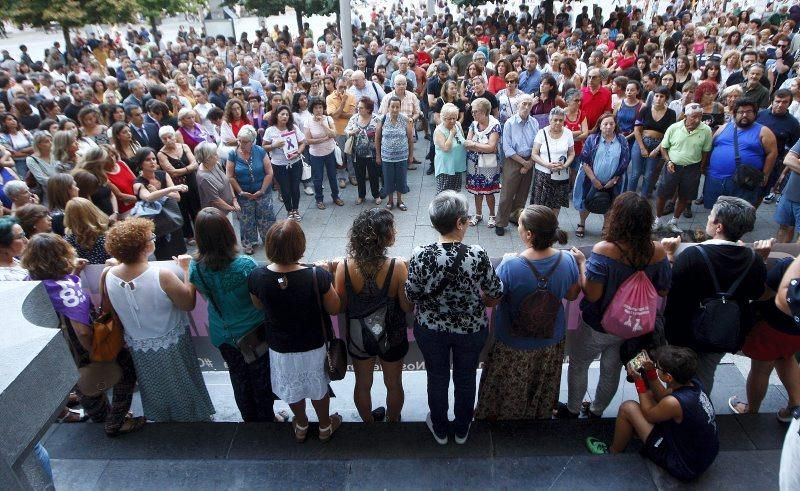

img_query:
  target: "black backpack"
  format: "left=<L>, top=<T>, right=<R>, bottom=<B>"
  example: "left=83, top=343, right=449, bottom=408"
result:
left=509, top=252, right=563, bottom=339
left=691, top=246, right=756, bottom=353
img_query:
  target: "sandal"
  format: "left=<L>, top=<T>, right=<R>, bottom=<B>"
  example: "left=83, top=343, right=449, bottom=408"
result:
left=57, top=407, right=88, bottom=423
left=487, top=216, right=496, bottom=228
left=586, top=436, right=609, bottom=455
left=316, top=202, right=326, bottom=210
left=777, top=406, right=800, bottom=423
left=319, top=413, right=342, bottom=443
left=397, top=202, right=407, bottom=211
left=728, top=396, right=749, bottom=414
left=386, top=202, right=394, bottom=210
left=468, top=215, right=482, bottom=226
left=293, top=419, right=309, bottom=443
left=67, top=392, right=80, bottom=408
left=106, top=415, right=145, bottom=437
left=334, top=198, right=345, bottom=206
left=575, top=224, right=585, bottom=238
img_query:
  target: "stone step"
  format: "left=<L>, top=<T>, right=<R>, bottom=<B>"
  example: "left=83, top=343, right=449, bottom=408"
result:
left=44, top=415, right=788, bottom=489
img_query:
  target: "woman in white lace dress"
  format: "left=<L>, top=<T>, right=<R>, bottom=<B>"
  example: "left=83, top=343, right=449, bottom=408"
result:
left=104, top=217, right=214, bottom=422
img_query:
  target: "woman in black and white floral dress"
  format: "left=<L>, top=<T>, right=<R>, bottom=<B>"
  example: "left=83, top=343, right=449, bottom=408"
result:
left=405, top=190, right=503, bottom=445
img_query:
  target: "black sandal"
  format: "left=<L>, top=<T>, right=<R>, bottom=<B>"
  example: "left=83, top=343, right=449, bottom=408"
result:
left=575, top=224, right=585, bottom=238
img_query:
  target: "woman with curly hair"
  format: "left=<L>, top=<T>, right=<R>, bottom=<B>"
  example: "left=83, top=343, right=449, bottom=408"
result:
left=333, top=208, right=414, bottom=423
left=104, top=217, right=214, bottom=422
left=558, top=192, right=671, bottom=418
left=22, top=232, right=144, bottom=436
left=63, top=197, right=111, bottom=264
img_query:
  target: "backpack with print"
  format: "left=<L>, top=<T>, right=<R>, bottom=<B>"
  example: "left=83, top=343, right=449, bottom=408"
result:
left=601, top=245, right=658, bottom=339
left=510, top=252, right=563, bottom=339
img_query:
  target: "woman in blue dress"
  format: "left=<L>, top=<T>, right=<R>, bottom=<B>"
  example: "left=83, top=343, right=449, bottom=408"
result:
left=573, top=113, right=631, bottom=238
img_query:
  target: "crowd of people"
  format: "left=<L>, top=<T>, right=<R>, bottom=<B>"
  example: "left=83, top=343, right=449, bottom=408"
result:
left=1, top=0, right=800, bottom=486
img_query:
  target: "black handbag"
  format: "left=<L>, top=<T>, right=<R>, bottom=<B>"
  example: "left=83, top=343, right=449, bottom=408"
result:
left=584, top=187, right=613, bottom=214
left=313, top=266, right=347, bottom=381
left=732, top=126, right=764, bottom=191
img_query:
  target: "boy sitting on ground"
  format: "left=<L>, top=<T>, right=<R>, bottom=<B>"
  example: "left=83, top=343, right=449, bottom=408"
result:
left=586, top=346, right=720, bottom=481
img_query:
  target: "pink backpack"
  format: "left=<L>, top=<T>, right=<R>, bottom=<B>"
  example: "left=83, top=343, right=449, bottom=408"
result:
left=600, top=247, right=658, bottom=339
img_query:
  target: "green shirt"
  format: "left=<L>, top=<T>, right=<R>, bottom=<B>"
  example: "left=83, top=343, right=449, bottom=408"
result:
left=189, top=255, right=263, bottom=347
left=661, top=121, right=713, bottom=166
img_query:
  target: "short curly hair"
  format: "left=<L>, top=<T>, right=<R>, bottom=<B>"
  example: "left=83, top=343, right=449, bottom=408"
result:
left=105, top=217, right=154, bottom=264
left=21, top=233, right=76, bottom=280
left=347, top=208, right=395, bottom=279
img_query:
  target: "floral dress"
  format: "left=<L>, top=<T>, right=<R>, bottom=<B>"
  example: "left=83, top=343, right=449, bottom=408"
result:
left=466, top=116, right=502, bottom=195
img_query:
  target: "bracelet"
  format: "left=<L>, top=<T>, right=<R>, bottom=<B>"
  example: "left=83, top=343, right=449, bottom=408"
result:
left=646, top=369, right=658, bottom=380
left=635, top=378, right=648, bottom=394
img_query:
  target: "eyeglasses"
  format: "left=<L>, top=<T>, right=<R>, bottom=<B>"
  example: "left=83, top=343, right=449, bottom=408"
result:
left=506, top=80, right=518, bottom=84
left=736, top=109, right=755, bottom=115
left=13, top=232, right=26, bottom=240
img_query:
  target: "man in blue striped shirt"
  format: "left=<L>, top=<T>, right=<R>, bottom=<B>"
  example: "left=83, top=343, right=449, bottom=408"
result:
left=518, top=54, right=542, bottom=95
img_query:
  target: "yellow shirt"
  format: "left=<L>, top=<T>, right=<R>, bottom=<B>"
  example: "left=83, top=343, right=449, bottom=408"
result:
left=325, top=92, right=357, bottom=135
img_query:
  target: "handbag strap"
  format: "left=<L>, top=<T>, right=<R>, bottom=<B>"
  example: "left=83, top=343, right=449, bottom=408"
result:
left=521, top=251, right=562, bottom=288
left=311, top=266, right=330, bottom=345
left=428, top=243, right=468, bottom=299
left=99, top=267, right=113, bottom=315
left=732, top=124, right=742, bottom=168
left=195, top=264, right=222, bottom=315
left=543, top=128, right=552, bottom=163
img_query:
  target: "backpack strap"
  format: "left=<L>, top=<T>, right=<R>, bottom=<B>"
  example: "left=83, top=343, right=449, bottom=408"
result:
left=724, top=248, right=756, bottom=298
left=522, top=251, right=563, bottom=288
left=695, top=245, right=722, bottom=295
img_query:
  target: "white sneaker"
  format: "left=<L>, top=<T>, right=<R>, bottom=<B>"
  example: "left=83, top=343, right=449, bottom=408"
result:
left=666, top=218, right=682, bottom=234
left=454, top=424, right=471, bottom=445
left=304, top=186, right=314, bottom=196
left=426, top=412, right=448, bottom=445
left=652, top=218, right=663, bottom=231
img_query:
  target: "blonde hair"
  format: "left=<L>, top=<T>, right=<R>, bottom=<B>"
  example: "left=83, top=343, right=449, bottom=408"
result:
left=64, top=197, right=109, bottom=250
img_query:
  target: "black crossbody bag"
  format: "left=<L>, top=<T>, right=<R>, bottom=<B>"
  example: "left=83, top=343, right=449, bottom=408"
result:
left=732, top=126, right=764, bottom=191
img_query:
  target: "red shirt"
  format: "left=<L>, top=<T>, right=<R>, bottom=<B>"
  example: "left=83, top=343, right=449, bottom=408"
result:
left=580, top=86, right=612, bottom=131
left=487, top=75, right=507, bottom=95
left=415, top=50, right=432, bottom=68
left=107, top=161, right=137, bottom=213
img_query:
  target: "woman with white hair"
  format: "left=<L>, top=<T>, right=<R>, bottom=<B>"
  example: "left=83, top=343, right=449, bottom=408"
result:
left=433, top=103, right=467, bottom=194
left=530, top=107, right=575, bottom=217
left=177, top=108, right=214, bottom=152
left=195, top=142, right=239, bottom=213
left=157, top=125, right=201, bottom=245
left=464, top=97, right=502, bottom=227
left=225, top=125, right=275, bottom=255
left=3, top=180, right=38, bottom=210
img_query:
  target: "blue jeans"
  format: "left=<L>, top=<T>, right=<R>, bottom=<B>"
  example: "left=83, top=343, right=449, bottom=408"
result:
left=703, top=174, right=762, bottom=208
left=626, top=139, right=660, bottom=197
left=414, top=323, right=488, bottom=436
left=309, top=151, right=340, bottom=203
left=272, top=161, right=303, bottom=211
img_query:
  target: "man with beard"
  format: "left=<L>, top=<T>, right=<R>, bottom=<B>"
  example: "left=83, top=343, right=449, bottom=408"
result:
left=757, top=89, right=800, bottom=205
left=739, top=64, right=770, bottom=109
left=704, top=98, right=777, bottom=208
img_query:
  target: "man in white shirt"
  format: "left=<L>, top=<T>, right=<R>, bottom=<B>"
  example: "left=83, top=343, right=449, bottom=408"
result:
left=348, top=70, right=385, bottom=108
left=233, top=56, right=265, bottom=83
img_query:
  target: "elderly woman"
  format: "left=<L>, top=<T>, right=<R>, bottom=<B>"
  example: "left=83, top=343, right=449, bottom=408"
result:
left=573, top=113, right=632, bottom=238
left=334, top=208, right=414, bottom=423
left=0, top=113, right=34, bottom=177
left=158, top=126, right=201, bottom=244
left=132, top=147, right=189, bottom=260
left=3, top=180, right=38, bottom=211
left=189, top=208, right=273, bottom=422
left=263, top=105, right=306, bottom=220
left=248, top=220, right=342, bottom=442
left=405, top=191, right=503, bottom=444
left=531, top=107, right=575, bottom=216
left=475, top=206, right=580, bottom=420
left=433, top=103, right=467, bottom=194
left=21, top=232, right=144, bottom=435
left=378, top=76, right=420, bottom=139
left=345, top=97, right=381, bottom=205
left=225, top=125, right=275, bottom=255
left=304, top=98, right=343, bottom=210
left=52, top=129, right=79, bottom=173
left=26, top=132, right=55, bottom=204
left=464, top=97, right=502, bottom=227
left=376, top=96, right=413, bottom=211
left=721, top=84, right=744, bottom=123
left=195, top=142, right=239, bottom=213
left=177, top=108, right=214, bottom=152
left=104, top=218, right=215, bottom=422
left=0, top=154, right=19, bottom=213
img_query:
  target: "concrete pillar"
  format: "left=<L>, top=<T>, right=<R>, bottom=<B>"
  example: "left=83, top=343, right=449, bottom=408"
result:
left=339, top=0, right=354, bottom=68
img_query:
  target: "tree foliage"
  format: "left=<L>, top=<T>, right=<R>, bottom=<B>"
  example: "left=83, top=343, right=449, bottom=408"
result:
left=230, top=0, right=337, bottom=34
left=10, top=0, right=138, bottom=29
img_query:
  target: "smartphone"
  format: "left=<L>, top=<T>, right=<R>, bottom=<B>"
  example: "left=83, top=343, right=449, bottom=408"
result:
left=626, top=350, right=651, bottom=373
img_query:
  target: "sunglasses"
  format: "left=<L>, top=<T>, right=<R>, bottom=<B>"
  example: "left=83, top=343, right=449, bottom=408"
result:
left=506, top=80, right=518, bottom=84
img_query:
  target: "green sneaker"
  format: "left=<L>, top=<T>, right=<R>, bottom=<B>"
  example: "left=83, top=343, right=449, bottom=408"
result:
left=586, top=436, right=609, bottom=455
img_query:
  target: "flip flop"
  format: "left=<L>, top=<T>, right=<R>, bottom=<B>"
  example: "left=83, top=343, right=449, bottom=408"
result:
left=397, top=202, right=407, bottom=211
left=575, top=224, right=585, bottom=238
left=586, top=436, right=609, bottom=455
left=728, top=396, right=749, bottom=414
